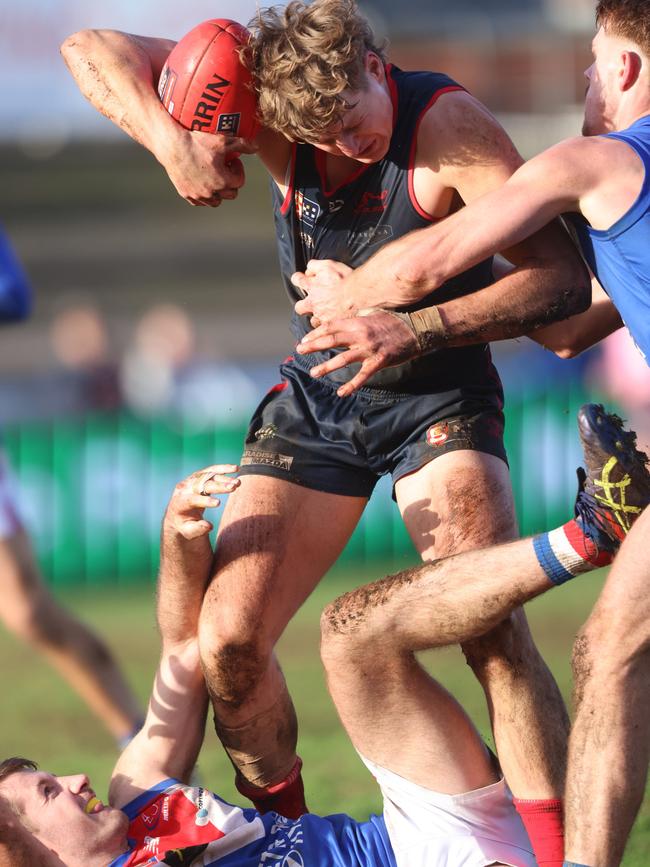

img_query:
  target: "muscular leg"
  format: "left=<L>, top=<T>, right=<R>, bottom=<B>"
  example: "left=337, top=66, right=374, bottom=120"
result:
left=396, top=451, right=569, bottom=797
left=319, top=535, right=558, bottom=785
left=0, top=530, right=142, bottom=741
left=198, top=474, right=366, bottom=788
left=565, top=507, right=650, bottom=867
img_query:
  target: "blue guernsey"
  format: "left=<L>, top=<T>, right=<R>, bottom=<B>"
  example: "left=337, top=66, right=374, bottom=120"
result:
left=569, top=114, right=650, bottom=362
left=0, top=227, right=32, bottom=322
left=109, top=780, right=397, bottom=867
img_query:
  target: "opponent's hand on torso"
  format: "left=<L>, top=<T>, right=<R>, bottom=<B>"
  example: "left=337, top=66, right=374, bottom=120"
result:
left=292, top=259, right=356, bottom=324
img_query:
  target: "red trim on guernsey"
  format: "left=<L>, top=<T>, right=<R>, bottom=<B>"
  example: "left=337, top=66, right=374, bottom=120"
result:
left=268, top=356, right=293, bottom=394
left=280, top=143, right=297, bottom=215
left=407, top=85, right=465, bottom=222
left=386, top=63, right=399, bottom=125
left=315, top=147, right=370, bottom=198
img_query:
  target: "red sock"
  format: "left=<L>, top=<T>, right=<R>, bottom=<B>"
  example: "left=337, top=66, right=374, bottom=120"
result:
left=513, top=797, right=564, bottom=867
left=236, top=757, right=308, bottom=819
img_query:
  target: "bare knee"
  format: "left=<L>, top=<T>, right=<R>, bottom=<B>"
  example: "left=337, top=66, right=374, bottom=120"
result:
left=319, top=598, right=366, bottom=674
left=319, top=578, right=407, bottom=677
left=199, top=613, right=274, bottom=709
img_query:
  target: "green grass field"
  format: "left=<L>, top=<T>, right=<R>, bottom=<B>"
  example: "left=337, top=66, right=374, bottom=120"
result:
left=1, top=565, right=648, bottom=864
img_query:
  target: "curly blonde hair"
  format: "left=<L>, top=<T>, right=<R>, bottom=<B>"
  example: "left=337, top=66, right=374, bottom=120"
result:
left=248, top=0, right=386, bottom=142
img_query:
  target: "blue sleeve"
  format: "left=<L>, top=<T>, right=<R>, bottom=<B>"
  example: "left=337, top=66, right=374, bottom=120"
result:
left=0, top=229, right=32, bottom=321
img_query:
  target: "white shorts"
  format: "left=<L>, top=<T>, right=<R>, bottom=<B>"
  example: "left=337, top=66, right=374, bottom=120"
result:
left=0, top=449, right=23, bottom=540
left=360, top=755, right=536, bottom=867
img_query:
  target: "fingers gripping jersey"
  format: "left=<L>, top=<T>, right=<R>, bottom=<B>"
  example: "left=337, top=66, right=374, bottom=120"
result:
left=109, top=780, right=396, bottom=867
left=272, top=65, right=500, bottom=393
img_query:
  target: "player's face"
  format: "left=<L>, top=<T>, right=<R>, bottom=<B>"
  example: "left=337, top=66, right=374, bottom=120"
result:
left=583, top=26, right=624, bottom=136
left=314, top=52, right=393, bottom=163
left=0, top=770, right=128, bottom=863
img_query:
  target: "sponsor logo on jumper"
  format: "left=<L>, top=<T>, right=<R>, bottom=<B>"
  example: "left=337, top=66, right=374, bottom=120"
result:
left=255, top=423, right=278, bottom=441
left=256, top=818, right=305, bottom=867
left=144, top=836, right=160, bottom=855
left=283, top=852, right=305, bottom=867
left=354, top=189, right=388, bottom=214
left=217, top=112, right=241, bottom=134
left=191, top=74, right=231, bottom=131
left=242, top=450, right=294, bottom=471
left=299, top=231, right=315, bottom=252
left=349, top=224, right=394, bottom=248
left=328, top=198, right=345, bottom=214
left=295, top=191, right=321, bottom=226
left=426, top=422, right=449, bottom=447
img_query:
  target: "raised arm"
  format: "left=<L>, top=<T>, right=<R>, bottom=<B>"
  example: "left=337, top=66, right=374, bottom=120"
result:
left=60, top=29, right=257, bottom=205
left=109, top=465, right=240, bottom=809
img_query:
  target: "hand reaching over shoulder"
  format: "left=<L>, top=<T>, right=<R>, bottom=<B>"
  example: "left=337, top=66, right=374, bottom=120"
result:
left=164, top=464, right=240, bottom=539
left=297, top=310, right=421, bottom=397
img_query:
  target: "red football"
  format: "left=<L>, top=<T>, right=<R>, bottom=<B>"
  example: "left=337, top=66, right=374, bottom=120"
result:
left=158, top=19, right=259, bottom=139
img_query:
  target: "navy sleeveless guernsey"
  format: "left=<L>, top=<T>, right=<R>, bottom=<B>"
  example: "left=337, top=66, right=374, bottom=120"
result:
left=271, top=65, right=501, bottom=394
left=569, top=115, right=650, bottom=362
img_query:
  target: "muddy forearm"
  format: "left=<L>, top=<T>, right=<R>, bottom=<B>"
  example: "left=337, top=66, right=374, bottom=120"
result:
left=60, top=29, right=180, bottom=160
left=408, top=258, right=590, bottom=350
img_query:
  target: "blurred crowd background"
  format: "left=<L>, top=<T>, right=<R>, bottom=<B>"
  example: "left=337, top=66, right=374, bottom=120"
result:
left=2, top=0, right=650, bottom=587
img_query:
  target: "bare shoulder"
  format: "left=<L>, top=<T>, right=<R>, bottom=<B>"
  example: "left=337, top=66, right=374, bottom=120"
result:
left=418, top=89, right=522, bottom=173
left=520, top=136, right=623, bottom=197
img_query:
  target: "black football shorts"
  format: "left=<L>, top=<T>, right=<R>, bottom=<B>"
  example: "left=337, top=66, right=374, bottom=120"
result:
left=238, top=354, right=508, bottom=498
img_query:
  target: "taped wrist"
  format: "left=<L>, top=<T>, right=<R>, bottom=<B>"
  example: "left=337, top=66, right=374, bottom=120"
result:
left=387, top=306, right=445, bottom=353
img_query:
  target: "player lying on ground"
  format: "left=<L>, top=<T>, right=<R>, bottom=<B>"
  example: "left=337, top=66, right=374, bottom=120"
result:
left=1, top=405, right=648, bottom=867
left=0, top=226, right=143, bottom=748
left=60, top=0, right=587, bottom=835
left=291, top=3, right=650, bottom=863
left=0, top=461, right=530, bottom=867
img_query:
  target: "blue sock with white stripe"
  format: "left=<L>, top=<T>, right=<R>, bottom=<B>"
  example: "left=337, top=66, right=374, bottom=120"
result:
left=533, top=519, right=614, bottom=586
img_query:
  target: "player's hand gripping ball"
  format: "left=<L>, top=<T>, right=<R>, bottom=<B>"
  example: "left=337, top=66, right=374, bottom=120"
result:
left=158, top=19, right=259, bottom=139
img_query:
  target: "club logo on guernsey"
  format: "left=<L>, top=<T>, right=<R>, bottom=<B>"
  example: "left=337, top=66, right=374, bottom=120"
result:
left=295, top=191, right=321, bottom=226
left=426, top=422, right=449, bottom=447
